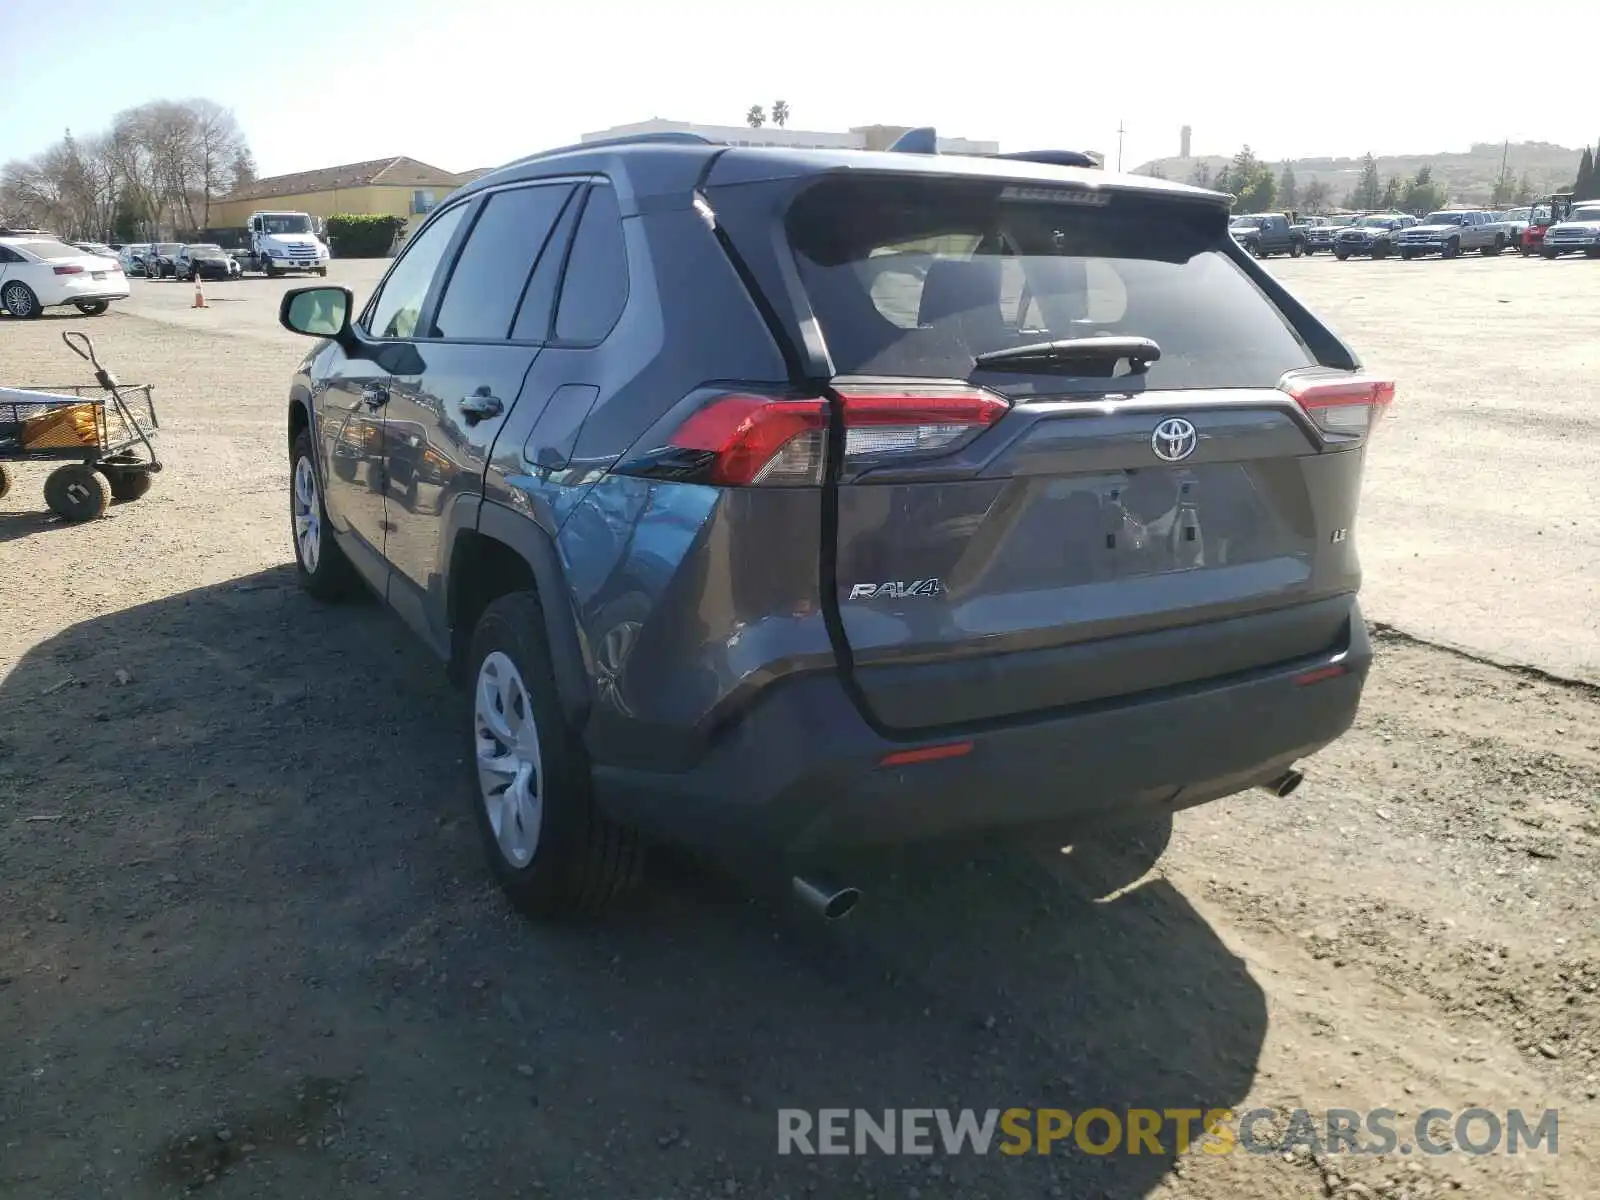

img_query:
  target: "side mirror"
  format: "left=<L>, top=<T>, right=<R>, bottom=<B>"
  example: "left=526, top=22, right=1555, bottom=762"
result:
left=280, top=286, right=353, bottom=340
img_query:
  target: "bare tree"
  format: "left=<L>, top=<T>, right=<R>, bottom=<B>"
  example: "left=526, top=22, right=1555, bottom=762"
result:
left=1, top=98, right=253, bottom=240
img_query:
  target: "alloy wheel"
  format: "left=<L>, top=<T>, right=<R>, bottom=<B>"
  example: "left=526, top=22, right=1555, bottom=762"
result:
left=474, top=651, right=544, bottom=868
left=292, top=456, right=321, bottom=573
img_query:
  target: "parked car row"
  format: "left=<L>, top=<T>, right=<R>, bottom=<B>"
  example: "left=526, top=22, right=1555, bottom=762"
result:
left=116, top=242, right=244, bottom=281
left=1239, top=200, right=1600, bottom=263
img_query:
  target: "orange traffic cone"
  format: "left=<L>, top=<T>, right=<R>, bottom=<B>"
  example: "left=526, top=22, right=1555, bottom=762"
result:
left=192, top=277, right=207, bottom=308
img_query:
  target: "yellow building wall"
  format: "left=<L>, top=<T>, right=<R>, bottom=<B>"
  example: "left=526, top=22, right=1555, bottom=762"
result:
left=211, top=184, right=446, bottom=237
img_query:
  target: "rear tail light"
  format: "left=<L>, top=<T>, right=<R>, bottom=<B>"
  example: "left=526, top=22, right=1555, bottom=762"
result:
left=617, top=380, right=1009, bottom=487
left=833, top=382, right=1009, bottom=462
left=52, top=264, right=84, bottom=276
left=1279, top=370, right=1395, bottom=436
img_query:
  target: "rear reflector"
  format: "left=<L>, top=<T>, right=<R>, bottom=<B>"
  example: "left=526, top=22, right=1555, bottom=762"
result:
left=52, top=264, right=84, bottom=276
left=619, top=380, right=1009, bottom=487
left=879, top=741, right=974, bottom=767
left=1279, top=371, right=1396, bottom=435
left=1293, top=663, right=1348, bottom=687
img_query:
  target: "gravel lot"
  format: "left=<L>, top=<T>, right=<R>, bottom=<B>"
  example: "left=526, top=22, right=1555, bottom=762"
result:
left=2, top=257, right=1597, bottom=1199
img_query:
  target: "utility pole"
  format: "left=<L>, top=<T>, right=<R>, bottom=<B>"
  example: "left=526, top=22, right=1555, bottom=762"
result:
left=1117, top=120, right=1125, bottom=172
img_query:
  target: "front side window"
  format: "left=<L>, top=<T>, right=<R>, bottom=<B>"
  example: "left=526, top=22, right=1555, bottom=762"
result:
left=364, top=204, right=467, bottom=339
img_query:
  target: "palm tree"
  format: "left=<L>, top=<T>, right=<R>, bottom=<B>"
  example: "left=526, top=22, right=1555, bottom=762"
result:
left=746, top=105, right=766, bottom=129
left=772, top=100, right=790, bottom=128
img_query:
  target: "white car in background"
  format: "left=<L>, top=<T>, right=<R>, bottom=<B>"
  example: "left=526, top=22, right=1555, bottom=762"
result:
left=0, top=236, right=129, bottom=318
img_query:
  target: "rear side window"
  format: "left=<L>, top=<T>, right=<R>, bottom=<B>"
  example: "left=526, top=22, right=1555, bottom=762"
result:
left=431, top=183, right=575, bottom=340
left=553, top=185, right=628, bottom=343
left=786, top=177, right=1313, bottom=390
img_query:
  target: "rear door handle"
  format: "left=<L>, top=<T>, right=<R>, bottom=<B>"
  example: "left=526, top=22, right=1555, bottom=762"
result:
left=361, top=383, right=388, bottom=410
left=459, top=393, right=503, bottom=425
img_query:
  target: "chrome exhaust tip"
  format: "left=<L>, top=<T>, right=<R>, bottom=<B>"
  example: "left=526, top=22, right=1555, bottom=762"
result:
left=792, top=875, right=862, bottom=921
left=1261, top=768, right=1305, bottom=799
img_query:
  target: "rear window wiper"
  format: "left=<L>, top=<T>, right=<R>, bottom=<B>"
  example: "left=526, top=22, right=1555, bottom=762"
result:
left=973, top=336, right=1162, bottom=373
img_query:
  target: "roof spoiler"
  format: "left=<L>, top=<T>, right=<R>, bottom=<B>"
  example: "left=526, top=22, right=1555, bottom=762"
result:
left=885, top=128, right=1099, bottom=169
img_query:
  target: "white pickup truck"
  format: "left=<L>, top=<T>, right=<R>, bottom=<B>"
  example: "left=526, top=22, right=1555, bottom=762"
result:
left=232, top=211, right=330, bottom=277
left=1396, top=210, right=1512, bottom=259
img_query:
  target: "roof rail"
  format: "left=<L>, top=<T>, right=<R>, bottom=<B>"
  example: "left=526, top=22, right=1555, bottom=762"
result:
left=884, top=130, right=1100, bottom=169
left=993, top=149, right=1100, bottom=169
left=497, top=130, right=722, bottom=171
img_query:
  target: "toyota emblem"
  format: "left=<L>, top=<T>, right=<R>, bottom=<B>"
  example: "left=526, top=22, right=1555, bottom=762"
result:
left=1151, top=417, right=1198, bottom=462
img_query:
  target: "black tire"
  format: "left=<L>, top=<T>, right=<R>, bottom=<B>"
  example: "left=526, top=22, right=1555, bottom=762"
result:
left=2, top=280, right=41, bottom=319
left=1372, top=243, right=1390, bottom=260
left=44, top=464, right=111, bottom=522
left=466, top=591, right=644, bottom=917
left=99, top=467, right=152, bottom=503
left=1290, top=241, right=1303, bottom=258
left=1334, top=247, right=1350, bottom=261
left=289, top=429, right=361, bottom=600
left=74, top=300, right=109, bottom=316
left=262, top=257, right=277, bottom=278
left=1542, top=248, right=1559, bottom=260
left=1442, top=238, right=1460, bottom=259
left=1252, top=242, right=1268, bottom=259
left=1586, top=249, right=1600, bottom=259
left=0, top=462, right=13, bottom=500
left=315, top=267, right=328, bottom=277
left=1482, top=236, right=1503, bottom=256
left=1400, top=249, right=1416, bottom=260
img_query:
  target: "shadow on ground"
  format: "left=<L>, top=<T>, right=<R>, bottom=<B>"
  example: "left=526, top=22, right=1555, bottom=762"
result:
left=0, top=567, right=1266, bottom=1198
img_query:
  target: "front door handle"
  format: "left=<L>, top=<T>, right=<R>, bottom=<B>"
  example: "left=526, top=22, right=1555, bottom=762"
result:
left=459, top=392, right=504, bottom=425
left=361, top=383, right=388, bottom=410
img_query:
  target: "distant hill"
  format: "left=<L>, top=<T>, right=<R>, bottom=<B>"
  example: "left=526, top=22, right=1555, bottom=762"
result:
left=1133, top=142, right=1584, bottom=206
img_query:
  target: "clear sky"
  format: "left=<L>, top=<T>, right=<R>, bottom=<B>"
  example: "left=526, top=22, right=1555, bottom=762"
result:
left=2, top=0, right=1593, bottom=178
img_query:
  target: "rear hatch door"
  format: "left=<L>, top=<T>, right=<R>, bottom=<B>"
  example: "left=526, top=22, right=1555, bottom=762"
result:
left=770, top=172, right=1372, bottom=731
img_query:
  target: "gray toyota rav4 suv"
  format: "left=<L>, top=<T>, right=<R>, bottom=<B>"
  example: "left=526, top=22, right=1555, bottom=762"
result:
left=279, top=133, right=1390, bottom=919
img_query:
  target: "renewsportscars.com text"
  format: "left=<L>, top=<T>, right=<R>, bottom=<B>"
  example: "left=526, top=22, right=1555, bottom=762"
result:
left=777, top=1107, right=1559, bottom=1157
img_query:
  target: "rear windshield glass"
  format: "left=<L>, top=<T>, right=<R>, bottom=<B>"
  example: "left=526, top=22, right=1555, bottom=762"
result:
left=785, top=177, right=1312, bottom=391
left=12, top=239, right=80, bottom=260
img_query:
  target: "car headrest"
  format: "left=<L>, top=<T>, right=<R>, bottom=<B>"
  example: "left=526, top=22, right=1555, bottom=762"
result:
left=917, top=257, right=1004, bottom=329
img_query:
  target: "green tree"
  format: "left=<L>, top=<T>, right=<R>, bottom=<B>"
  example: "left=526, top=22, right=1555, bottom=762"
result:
left=1490, top=159, right=1516, bottom=207
left=771, top=100, right=790, bottom=128
left=1514, top=172, right=1536, bottom=204
left=1353, top=152, right=1382, bottom=210
left=1301, top=179, right=1331, bottom=213
left=1576, top=146, right=1596, bottom=200
left=1278, top=162, right=1298, bottom=210
left=1380, top=175, right=1401, bottom=210
left=1188, top=160, right=1213, bottom=188
left=745, top=104, right=766, bottom=129
left=1400, top=166, right=1446, bottom=215
left=1238, top=168, right=1276, bottom=213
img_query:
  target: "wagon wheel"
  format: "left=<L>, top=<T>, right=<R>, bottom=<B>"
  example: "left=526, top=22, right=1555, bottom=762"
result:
left=98, top=466, right=153, bottom=503
left=44, top=464, right=111, bottom=522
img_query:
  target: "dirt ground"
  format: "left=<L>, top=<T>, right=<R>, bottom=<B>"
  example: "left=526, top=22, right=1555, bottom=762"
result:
left=2, top=259, right=1598, bottom=1199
